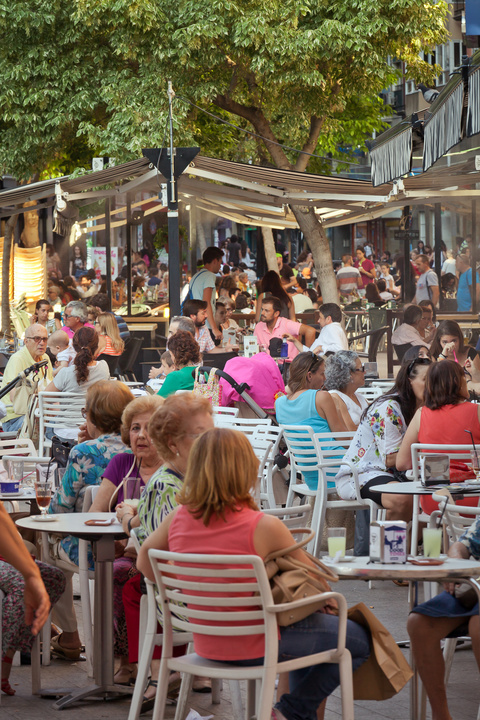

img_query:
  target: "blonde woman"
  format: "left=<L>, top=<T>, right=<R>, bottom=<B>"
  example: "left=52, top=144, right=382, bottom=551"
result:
left=138, top=428, right=370, bottom=720
left=95, top=312, right=125, bottom=357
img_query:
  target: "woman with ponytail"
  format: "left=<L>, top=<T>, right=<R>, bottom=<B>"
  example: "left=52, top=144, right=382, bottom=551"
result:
left=45, top=326, right=110, bottom=393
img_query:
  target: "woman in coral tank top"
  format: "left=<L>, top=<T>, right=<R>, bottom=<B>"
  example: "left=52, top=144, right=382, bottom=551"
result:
left=139, top=428, right=370, bottom=720
left=397, top=360, right=480, bottom=514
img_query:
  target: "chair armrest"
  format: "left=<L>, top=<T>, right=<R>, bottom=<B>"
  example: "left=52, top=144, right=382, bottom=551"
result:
left=266, top=592, right=348, bottom=649
left=316, top=458, right=364, bottom=505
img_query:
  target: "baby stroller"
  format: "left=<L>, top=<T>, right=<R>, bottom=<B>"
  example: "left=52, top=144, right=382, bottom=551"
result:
left=215, top=353, right=285, bottom=421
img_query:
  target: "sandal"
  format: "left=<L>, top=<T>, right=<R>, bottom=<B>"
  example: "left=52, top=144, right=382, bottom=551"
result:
left=1, top=655, right=15, bottom=696
left=50, top=634, right=85, bottom=661
left=192, top=676, right=212, bottom=693
left=140, top=679, right=157, bottom=715
left=140, top=674, right=181, bottom=714
left=114, top=664, right=137, bottom=686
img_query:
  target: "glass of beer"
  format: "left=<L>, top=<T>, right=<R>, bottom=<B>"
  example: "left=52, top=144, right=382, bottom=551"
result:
left=35, top=476, right=53, bottom=518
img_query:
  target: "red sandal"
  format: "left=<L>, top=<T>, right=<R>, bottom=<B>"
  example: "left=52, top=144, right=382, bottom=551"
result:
left=1, top=655, right=15, bottom=695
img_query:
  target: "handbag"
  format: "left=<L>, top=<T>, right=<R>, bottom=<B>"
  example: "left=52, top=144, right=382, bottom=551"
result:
left=264, top=528, right=339, bottom=626
left=51, top=435, right=76, bottom=468
left=348, top=602, right=413, bottom=700
left=193, top=367, right=222, bottom=406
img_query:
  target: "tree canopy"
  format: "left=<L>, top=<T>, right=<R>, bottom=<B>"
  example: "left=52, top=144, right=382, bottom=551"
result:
left=0, top=0, right=447, bottom=298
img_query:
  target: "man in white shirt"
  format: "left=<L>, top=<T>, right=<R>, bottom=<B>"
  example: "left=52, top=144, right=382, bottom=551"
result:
left=310, top=303, right=348, bottom=355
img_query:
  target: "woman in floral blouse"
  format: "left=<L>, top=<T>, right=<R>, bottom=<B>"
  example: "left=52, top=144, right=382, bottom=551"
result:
left=335, top=358, right=431, bottom=521
left=47, top=380, right=134, bottom=660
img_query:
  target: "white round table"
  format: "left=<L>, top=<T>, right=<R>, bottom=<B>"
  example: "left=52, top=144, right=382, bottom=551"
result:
left=325, top=555, right=480, bottom=720
left=16, top=512, right=130, bottom=709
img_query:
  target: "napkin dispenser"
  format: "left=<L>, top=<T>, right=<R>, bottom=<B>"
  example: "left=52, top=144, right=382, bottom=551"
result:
left=369, top=521, right=407, bottom=563
left=420, top=454, right=450, bottom=487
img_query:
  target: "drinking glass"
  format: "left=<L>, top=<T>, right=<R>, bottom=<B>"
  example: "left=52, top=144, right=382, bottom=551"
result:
left=327, top=527, right=346, bottom=558
left=35, top=477, right=53, bottom=518
left=123, top=476, right=142, bottom=511
left=471, top=450, right=480, bottom=481
left=423, top=527, right=442, bottom=558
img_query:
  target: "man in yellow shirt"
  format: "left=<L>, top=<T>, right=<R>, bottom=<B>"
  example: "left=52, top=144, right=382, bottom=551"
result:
left=1, top=324, right=53, bottom=431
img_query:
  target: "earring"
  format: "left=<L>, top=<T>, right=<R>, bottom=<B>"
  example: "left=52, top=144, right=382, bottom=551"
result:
left=176, top=452, right=179, bottom=456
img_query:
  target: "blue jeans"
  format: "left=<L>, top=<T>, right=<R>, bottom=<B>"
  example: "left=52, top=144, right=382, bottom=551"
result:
left=224, top=612, right=370, bottom=720
left=2, top=415, right=25, bottom=432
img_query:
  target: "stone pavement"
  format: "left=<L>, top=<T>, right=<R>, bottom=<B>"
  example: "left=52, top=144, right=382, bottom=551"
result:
left=1, top=576, right=479, bottom=720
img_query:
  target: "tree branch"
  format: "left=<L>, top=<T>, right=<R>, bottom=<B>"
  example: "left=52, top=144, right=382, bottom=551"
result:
left=214, top=94, right=293, bottom=170
left=293, top=116, right=325, bottom=172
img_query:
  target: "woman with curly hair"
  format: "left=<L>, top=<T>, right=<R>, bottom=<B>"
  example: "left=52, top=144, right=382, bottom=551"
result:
left=45, top=326, right=110, bottom=393
left=324, top=350, right=368, bottom=430
left=157, top=330, right=201, bottom=398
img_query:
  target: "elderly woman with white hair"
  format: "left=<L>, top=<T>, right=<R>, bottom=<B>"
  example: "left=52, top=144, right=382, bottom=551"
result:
left=324, top=351, right=368, bottom=430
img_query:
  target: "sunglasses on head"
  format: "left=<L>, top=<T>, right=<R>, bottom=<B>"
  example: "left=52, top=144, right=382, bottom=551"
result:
left=308, top=352, right=321, bottom=373
left=407, top=357, right=432, bottom=376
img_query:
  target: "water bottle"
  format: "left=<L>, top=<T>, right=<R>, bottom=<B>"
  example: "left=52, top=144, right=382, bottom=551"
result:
left=280, top=339, right=288, bottom=358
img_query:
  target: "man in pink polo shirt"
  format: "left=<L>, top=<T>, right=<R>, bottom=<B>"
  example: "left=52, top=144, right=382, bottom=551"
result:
left=61, top=301, right=94, bottom=339
left=254, top=297, right=316, bottom=361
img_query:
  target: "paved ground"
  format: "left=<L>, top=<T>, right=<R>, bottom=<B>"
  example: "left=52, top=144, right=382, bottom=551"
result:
left=1, top=575, right=478, bottom=720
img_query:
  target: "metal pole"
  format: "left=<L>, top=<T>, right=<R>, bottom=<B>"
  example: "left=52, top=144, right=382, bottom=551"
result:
left=167, top=80, right=181, bottom=317
left=105, top=197, right=112, bottom=312
left=189, top=200, right=197, bottom=276
left=473, top=198, right=477, bottom=315
left=434, top=203, right=442, bottom=310
left=126, top=193, right=132, bottom=317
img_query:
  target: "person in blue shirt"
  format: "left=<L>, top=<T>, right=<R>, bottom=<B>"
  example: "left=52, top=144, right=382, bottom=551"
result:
left=456, top=254, right=480, bottom=312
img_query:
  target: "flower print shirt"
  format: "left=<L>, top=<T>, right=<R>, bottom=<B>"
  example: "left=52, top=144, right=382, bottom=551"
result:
left=335, top=398, right=407, bottom=500
left=459, top=515, right=480, bottom=560
left=48, top=433, right=129, bottom=565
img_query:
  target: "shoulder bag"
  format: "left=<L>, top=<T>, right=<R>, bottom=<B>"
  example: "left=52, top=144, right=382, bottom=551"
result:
left=264, top=528, right=339, bottom=626
left=193, top=367, right=222, bottom=406
left=348, top=601, right=413, bottom=700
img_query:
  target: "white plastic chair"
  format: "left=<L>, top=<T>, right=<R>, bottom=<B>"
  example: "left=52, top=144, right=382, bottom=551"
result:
left=263, top=504, right=313, bottom=529
left=213, top=415, right=272, bottom=436
left=36, top=391, right=85, bottom=456
left=251, top=425, right=288, bottom=510
left=147, top=549, right=354, bottom=720
left=282, top=427, right=379, bottom=557
left=36, top=485, right=99, bottom=676
left=355, top=386, right=384, bottom=403
left=127, top=530, right=237, bottom=720
left=410, top=443, right=479, bottom=554
left=212, top=406, right=239, bottom=418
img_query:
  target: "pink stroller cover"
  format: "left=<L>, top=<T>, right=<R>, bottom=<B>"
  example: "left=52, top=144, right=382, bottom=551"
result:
left=220, top=353, right=285, bottom=410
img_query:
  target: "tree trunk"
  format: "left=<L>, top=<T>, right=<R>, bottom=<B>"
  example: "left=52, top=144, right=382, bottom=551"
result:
left=1, top=214, right=17, bottom=335
left=261, top=226, right=278, bottom=273
left=196, top=218, right=207, bottom=256
left=291, top=205, right=339, bottom=303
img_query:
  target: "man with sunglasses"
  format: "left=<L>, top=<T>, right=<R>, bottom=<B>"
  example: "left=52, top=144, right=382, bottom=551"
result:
left=0, top=324, right=52, bottom=431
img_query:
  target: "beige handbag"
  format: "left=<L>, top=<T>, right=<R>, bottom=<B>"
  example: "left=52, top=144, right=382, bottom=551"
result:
left=264, top=528, right=339, bottom=626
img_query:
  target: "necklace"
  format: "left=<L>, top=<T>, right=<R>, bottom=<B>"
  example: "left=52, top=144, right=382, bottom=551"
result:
left=167, top=460, right=184, bottom=478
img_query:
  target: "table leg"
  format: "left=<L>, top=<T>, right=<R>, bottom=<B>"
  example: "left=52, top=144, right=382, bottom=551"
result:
left=410, top=495, right=420, bottom=556
left=51, top=536, right=132, bottom=710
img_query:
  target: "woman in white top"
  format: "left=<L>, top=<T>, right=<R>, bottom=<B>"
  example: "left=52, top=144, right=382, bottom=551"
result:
left=324, top=351, right=368, bottom=430
left=335, top=358, right=431, bottom=521
left=45, top=326, right=109, bottom=394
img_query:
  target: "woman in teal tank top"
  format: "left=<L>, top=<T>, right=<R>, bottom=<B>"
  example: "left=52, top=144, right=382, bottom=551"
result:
left=275, top=353, right=347, bottom=489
